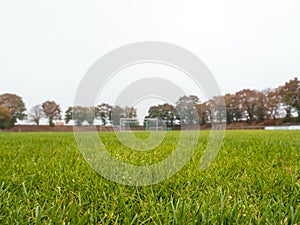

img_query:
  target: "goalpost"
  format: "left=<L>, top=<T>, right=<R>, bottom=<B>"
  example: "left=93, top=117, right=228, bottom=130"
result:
left=119, top=118, right=140, bottom=131
left=119, top=118, right=163, bottom=131
left=148, top=126, right=164, bottom=131
left=144, top=118, right=161, bottom=131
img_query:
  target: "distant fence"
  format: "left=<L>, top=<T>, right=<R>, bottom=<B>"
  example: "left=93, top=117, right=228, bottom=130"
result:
left=1, top=124, right=299, bottom=132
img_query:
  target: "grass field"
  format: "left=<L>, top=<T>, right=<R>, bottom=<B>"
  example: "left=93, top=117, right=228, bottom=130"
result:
left=0, top=130, right=299, bottom=224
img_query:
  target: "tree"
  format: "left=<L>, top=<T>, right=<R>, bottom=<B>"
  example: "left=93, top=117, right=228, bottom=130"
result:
left=235, top=89, right=262, bottom=123
left=85, top=107, right=95, bottom=125
left=64, top=107, right=73, bottom=124
left=28, top=104, right=43, bottom=125
left=73, top=106, right=95, bottom=126
left=111, top=105, right=137, bottom=125
left=278, top=77, right=300, bottom=121
left=263, top=88, right=281, bottom=120
left=224, top=94, right=239, bottom=124
left=95, top=103, right=112, bottom=125
left=42, top=100, right=61, bottom=126
left=208, top=95, right=226, bottom=123
left=124, top=106, right=137, bottom=119
left=145, top=103, right=177, bottom=126
left=0, top=93, right=26, bottom=126
left=254, top=91, right=268, bottom=122
left=176, top=95, right=199, bottom=125
left=145, top=105, right=163, bottom=125
left=111, top=106, right=126, bottom=125
left=65, top=106, right=95, bottom=126
left=72, top=106, right=86, bottom=126
left=0, top=106, right=12, bottom=129
left=161, top=103, right=177, bottom=125
left=196, top=102, right=209, bottom=125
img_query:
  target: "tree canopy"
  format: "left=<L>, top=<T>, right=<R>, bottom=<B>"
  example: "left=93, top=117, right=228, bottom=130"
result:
left=65, top=106, right=95, bottom=126
left=0, top=106, right=12, bottom=129
left=42, top=101, right=61, bottom=126
left=0, top=93, right=26, bottom=127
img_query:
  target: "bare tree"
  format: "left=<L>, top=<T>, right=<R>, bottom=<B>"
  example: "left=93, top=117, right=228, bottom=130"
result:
left=28, top=104, right=43, bottom=125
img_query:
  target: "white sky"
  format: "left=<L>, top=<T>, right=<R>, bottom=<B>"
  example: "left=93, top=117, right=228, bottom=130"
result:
left=1, top=0, right=300, bottom=123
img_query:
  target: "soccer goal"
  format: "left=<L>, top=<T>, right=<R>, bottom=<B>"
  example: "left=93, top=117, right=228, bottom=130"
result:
left=144, top=118, right=160, bottom=131
left=148, top=126, right=164, bottom=131
left=119, top=118, right=140, bottom=131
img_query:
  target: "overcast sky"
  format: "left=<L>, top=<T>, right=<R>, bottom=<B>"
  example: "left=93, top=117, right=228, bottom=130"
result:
left=1, top=0, right=300, bottom=122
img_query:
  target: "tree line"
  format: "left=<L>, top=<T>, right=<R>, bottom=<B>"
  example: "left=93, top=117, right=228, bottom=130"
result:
left=146, top=77, right=300, bottom=125
left=0, top=77, right=299, bottom=129
left=0, top=96, right=138, bottom=128
left=0, top=98, right=62, bottom=128
left=65, top=104, right=137, bottom=126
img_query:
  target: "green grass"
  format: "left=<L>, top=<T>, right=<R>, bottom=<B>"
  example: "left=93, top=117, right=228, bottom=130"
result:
left=0, top=130, right=299, bottom=224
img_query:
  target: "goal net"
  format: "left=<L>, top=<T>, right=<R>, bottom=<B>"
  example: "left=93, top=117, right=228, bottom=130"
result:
left=148, top=126, right=164, bottom=131
left=119, top=118, right=140, bottom=131
left=144, top=118, right=160, bottom=131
